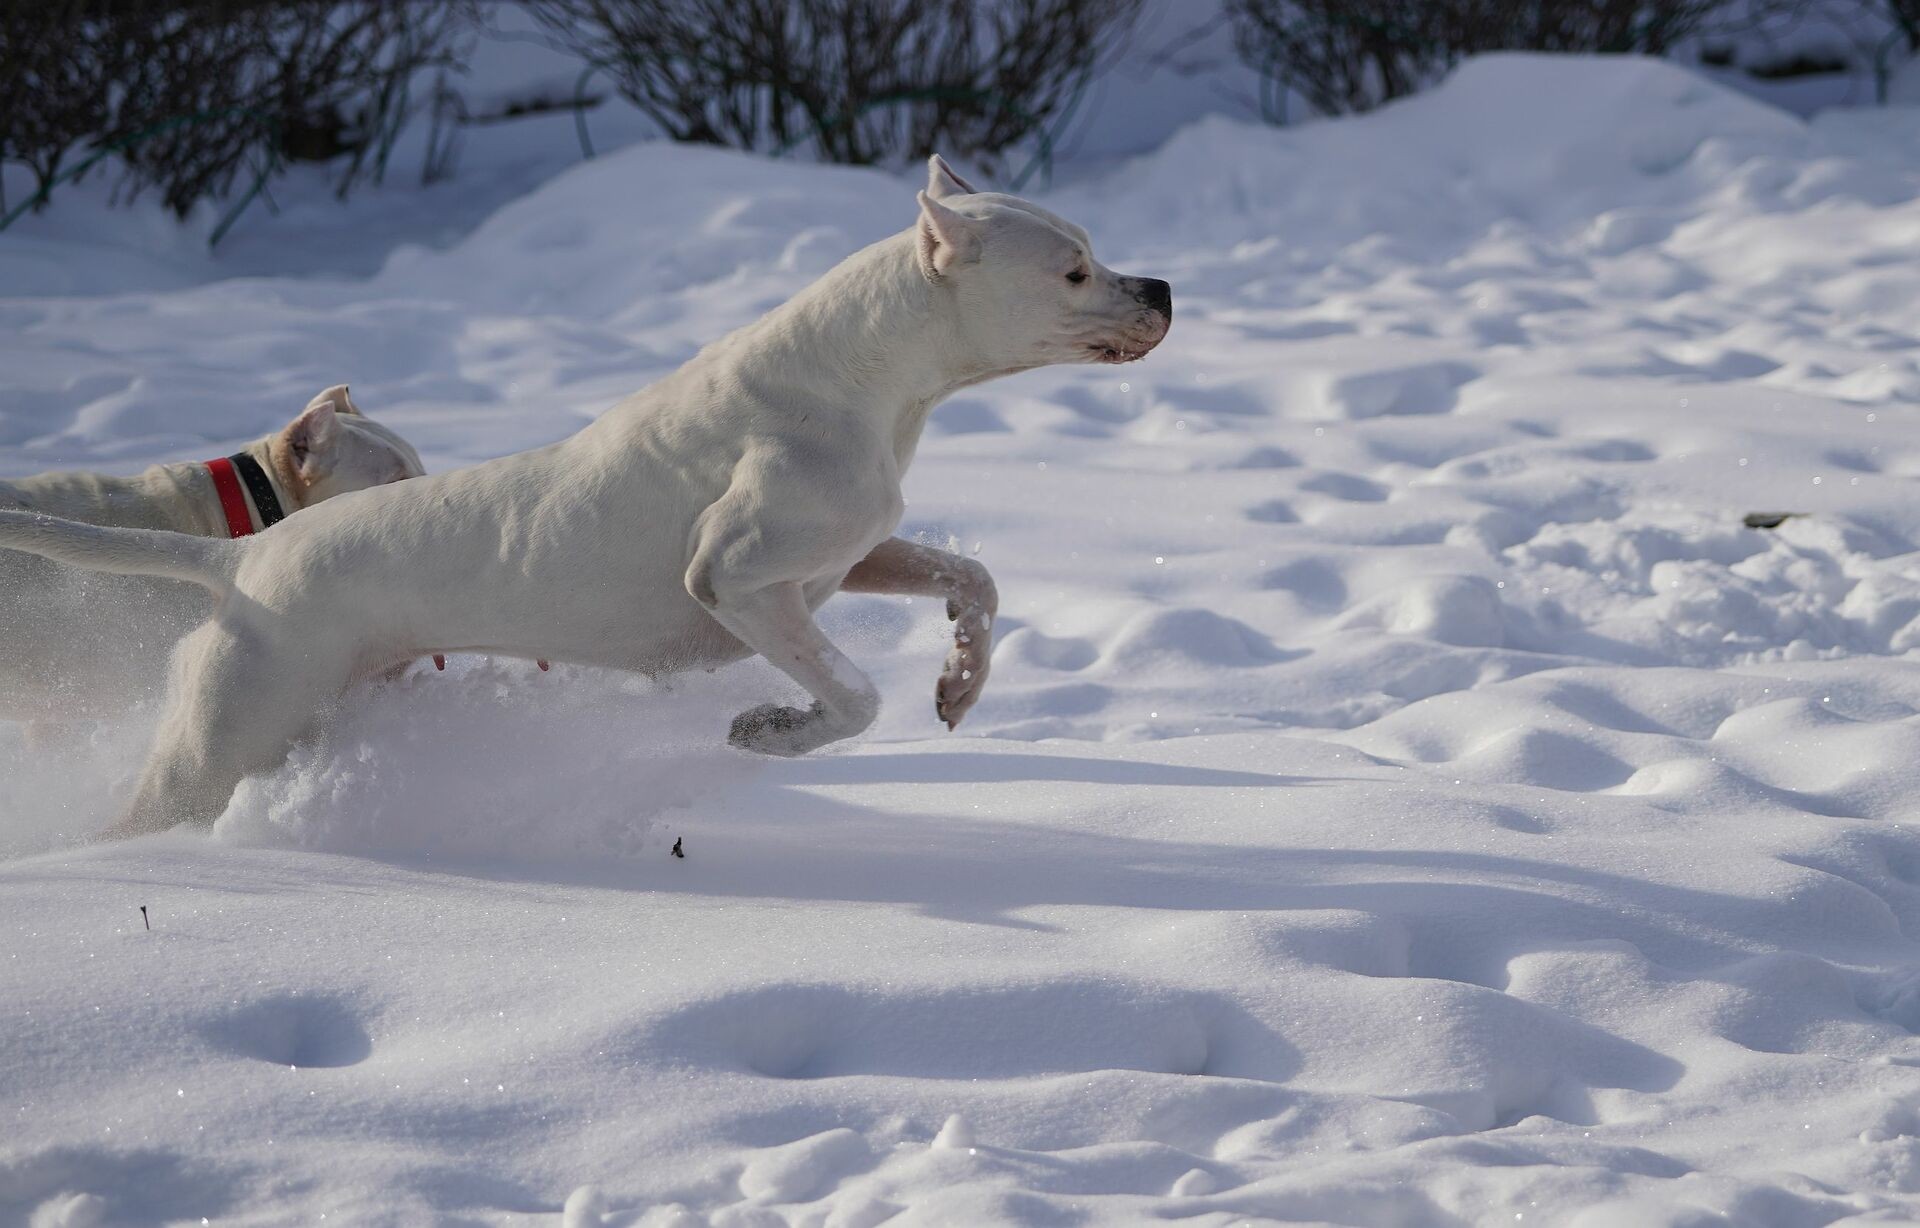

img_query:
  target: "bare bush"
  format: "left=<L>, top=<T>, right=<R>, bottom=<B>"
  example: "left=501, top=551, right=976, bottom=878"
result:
left=1224, top=2, right=1433, bottom=118
left=0, top=0, right=138, bottom=211
left=523, top=0, right=1143, bottom=170
left=1226, top=0, right=1734, bottom=118
left=0, top=1, right=474, bottom=222
left=250, top=2, right=476, bottom=189
left=1457, top=0, right=1734, bottom=56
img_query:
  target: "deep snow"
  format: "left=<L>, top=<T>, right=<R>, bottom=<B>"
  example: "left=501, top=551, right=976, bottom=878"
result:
left=9, top=52, right=1920, bottom=1226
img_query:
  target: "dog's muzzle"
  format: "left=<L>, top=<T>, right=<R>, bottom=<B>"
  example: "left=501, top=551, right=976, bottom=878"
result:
left=1094, top=277, right=1173, bottom=363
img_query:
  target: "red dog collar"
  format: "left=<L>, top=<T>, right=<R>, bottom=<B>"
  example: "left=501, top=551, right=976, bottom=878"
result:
left=205, top=453, right=287, bottom=538
left=204, top=457, right=256, bottom=538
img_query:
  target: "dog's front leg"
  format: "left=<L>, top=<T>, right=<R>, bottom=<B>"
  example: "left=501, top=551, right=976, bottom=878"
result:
left=841, top=537, right=997, bottom=730
left=700, top=580, right=880, bottom=757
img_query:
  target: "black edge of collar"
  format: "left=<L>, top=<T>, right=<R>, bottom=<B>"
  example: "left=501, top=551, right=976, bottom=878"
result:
left=227, top=452, right=287, bottom=530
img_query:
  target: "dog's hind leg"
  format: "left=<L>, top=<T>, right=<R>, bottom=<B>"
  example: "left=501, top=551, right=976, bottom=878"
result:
left=101, top=623, right=338, bottom=838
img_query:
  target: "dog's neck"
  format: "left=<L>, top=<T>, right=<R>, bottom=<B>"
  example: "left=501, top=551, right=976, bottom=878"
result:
left=13, top=440, right=302, bottom=538
left=731, top=230, right=1001, bottom=471
left=255, top=434, right=310, bottom=512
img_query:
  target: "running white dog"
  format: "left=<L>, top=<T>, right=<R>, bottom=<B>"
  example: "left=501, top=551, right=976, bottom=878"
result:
left=0, top=386, right=423, bottom=726
left=0, top=158, right=1170, bottom=836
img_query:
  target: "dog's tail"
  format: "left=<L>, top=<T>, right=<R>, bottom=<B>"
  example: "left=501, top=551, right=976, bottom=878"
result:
left=0, top=510, right=238, bottom=592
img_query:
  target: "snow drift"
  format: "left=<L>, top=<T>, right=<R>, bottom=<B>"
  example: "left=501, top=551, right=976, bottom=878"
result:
left=8, top=52, right=1920, bottom=1226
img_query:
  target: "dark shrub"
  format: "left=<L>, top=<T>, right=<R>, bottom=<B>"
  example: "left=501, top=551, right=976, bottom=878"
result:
left=522, top=0, right=1144, bottom=172
left=0, top=1, right=474, bottom=222
left=1225, top=0, right=1734, bottom=118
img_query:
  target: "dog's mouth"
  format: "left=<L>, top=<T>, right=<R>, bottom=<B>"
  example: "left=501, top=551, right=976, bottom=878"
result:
left=1088, top=313, right=1170, bottom=365
left=1090, top=329, right=1167, bottom=364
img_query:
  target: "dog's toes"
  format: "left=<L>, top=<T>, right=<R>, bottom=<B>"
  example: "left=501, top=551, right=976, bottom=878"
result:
left=935, top=670, right=984, bottom=730
left=728, top=702, right=785, bottom=745
left=728, top=701, right=824, bottom=756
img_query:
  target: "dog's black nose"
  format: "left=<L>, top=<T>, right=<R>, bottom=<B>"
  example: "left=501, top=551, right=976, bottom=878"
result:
left=1135, top=278, right=1172, bottom=320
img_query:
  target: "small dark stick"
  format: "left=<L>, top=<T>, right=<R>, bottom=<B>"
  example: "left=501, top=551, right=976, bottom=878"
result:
left=670, top=837, right=684, bottom=859
left=139, top=906, right=149, bottom=931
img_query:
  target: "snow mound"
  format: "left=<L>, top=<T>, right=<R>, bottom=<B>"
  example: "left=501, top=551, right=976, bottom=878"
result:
left=214, top=660, right=761, bottom=864
left=381, top=144, right=904, bottom=323
left=1070, top=53, right=1807, bottom=254
left=1399, top=53, right=1804, bottom=192
left=1338, top=574, right=1506, bottom=648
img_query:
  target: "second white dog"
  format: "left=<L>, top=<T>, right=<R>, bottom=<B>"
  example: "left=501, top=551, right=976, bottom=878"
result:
left=0, top=158, right=1170, bottom=836
left=0, top=386, right=423, bottom=723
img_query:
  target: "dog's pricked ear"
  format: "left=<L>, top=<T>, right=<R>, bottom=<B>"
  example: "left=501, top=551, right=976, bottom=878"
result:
left=282, top=399, right=341, bottom=478
left=917, top=191, right=981, bottom=282
left=926, top=154, right=976, bottom=200
left=307, top=384, right=363, bottom=417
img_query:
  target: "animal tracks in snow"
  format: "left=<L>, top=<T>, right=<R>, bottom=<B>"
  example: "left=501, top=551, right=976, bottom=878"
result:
left=195, top=993, right=375, bottom=1069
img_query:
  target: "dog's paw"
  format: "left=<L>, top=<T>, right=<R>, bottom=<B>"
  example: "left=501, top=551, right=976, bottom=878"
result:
left=729, top=701, right=827, bottom=757
left=935, top=635, right=991, bottom=731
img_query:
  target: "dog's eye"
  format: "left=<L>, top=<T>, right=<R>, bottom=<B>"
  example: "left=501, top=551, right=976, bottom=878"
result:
left=1066, top=269, right=1088, bottom=285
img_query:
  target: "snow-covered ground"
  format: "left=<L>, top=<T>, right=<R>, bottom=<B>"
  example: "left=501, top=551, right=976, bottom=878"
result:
left=10, top=51, right=1920, bottom=1226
